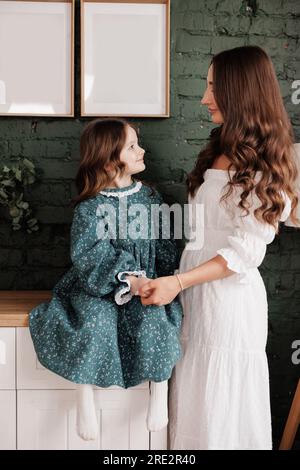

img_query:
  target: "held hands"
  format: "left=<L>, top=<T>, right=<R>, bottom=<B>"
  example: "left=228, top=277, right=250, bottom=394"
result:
left=138, top=276, right=182, bottom=306
left=126, top=275, right=151, bottom=296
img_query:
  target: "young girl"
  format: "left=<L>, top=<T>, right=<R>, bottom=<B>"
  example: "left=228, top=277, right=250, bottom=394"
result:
left=29, top=118, right=183, bottom=441
left=139, top=46, right=299, bottom=449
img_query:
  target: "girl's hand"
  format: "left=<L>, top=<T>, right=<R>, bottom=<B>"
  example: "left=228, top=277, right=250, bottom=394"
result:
left=134, top=277, right=151, bottom=295
left=138, top=276, right=181, bottom=306
left=126, top=275, right=151, bottom=295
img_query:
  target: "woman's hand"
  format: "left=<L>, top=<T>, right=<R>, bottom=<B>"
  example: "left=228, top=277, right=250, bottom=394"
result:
left=135, top=255, right=234, bottom=306
left=138, top=276, right=181, bottom=306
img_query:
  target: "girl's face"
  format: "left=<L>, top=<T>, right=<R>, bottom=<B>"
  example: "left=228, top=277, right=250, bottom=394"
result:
left=119, top=126, right=145, bottom=176
left=201, top=65, right=224, bottom=124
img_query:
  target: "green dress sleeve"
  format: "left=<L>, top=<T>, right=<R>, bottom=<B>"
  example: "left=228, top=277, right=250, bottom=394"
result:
left=71, top=202, right=146, bottom=304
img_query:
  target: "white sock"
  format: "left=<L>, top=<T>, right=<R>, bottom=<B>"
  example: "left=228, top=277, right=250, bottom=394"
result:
left=76, top=384, right=98, bottom=441
left=146, top=380, right=169, bottom=432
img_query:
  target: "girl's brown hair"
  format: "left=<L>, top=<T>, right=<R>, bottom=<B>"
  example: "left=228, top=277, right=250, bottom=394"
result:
left=73, top=118, right=138, bottom=205
left=187, top=46, right=299, bottom=229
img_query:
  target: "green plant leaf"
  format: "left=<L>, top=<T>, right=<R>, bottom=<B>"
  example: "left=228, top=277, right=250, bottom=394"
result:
left=9, top=206, right=21, bottom=218
left=1, top=158, right=39, bottom=232
left=15, top=168, right=22, bottom=181
left=17, top=201, right=29, bottom=210
left=23, top=158, right=35, bottom=170
left=2, top=180, right=15, bottom=187
left=0, top=189, right=8, bottom=199
left=27, top=218, right=37, bottom=227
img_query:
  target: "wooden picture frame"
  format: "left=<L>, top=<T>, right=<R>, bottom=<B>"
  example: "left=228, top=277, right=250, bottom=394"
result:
left=81, top=0, right=170, bottom=117
left=0, top=0, right=74, bottom=117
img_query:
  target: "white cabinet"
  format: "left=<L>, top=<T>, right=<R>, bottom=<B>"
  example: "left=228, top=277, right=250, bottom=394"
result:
left=18, top=389, right=149, bottom=450
left=0, top=327, right=167, bottom=450
left=0, top=328, right=16, bottom=450
left=0, top=328, right=15, bottom=389
left=0, top=391, right=16, bottom=450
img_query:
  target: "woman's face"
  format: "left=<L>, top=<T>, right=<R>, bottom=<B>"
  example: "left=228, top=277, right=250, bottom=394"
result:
left=201, top=65, right=224, bottom=124
left=119, top=125, right=145, bottom=175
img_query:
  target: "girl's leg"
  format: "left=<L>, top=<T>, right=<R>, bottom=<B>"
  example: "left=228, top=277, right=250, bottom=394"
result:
left=146, top=380, right=169, bottom=432
left=76, top=384, right=98, bottom=440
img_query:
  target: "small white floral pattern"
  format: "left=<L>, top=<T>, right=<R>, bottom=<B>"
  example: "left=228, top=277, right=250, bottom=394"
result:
left=29, top=181, right=183, bottom=388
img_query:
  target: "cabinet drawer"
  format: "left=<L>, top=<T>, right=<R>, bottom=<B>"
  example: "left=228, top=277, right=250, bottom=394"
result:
left=0, top=391, right=16, bottom=449
left=0, top=328, right=15, bottom=389
left=17, top=328, right=148, bottom=390
left=17, top=389, right=150, bottom=450
left=17, top=328, right=76, bottom=389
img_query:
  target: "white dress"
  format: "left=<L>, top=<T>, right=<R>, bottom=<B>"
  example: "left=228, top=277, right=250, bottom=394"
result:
left=169, top=168, right=291, bottom=450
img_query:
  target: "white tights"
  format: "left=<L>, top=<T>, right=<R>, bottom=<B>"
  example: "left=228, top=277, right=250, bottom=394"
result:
left=76, top=384, right=98, bottom=441
left=76, top=380, right=168, bottom=441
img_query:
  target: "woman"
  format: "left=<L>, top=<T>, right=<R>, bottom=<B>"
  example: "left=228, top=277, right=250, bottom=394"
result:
left=139, top=46, right=299, bottom=450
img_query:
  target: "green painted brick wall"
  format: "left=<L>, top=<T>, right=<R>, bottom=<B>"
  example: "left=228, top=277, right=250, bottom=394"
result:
left=0, top=0, right=299, bottom=448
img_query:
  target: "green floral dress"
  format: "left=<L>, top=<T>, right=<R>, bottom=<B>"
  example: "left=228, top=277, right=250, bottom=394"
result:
left=29, top=180, right=183, bottom=388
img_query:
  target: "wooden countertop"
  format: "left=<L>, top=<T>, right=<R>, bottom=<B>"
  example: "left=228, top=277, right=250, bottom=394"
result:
left=0, top=291, right=52, bottom=327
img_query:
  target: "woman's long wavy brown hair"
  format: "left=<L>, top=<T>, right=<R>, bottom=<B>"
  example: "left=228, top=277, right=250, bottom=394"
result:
left=73, top=118, right=140, bottom=206
left=187, top=46, right=299, bottom=229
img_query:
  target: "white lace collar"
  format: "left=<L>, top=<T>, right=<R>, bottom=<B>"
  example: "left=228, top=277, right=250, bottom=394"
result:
left=99, top=181, right=142, bottom=198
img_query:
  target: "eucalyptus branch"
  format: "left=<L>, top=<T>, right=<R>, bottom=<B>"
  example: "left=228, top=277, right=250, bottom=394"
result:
left=0, top=158, right=39, bottom=233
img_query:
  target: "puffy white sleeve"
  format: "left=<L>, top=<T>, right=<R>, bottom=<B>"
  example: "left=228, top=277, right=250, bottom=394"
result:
left=217, top=190, right=291, bottom=284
